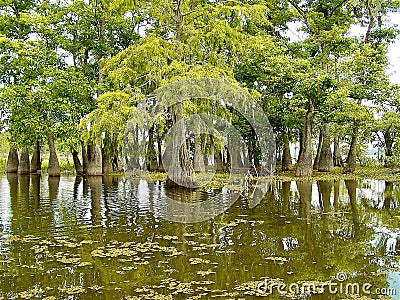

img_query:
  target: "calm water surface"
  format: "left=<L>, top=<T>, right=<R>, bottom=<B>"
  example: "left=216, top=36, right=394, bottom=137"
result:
left=0, top=174, right=400, bottom=299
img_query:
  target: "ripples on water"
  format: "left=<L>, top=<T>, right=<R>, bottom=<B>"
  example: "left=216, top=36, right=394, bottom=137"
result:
left=0, top=174, right=400, bottom=299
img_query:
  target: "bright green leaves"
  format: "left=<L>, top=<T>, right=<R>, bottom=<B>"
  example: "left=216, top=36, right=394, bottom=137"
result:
left=80, top=90, right=142, bottom=146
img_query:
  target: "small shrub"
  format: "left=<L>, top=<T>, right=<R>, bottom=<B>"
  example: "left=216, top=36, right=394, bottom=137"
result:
left=59, top=159, right=75, bottom=171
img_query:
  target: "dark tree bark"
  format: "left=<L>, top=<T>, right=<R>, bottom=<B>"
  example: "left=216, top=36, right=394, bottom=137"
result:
left=384, top=126, right=394, bottom=167
left=30, top=140, right=41, bottom=173
left=333, top=134, right=343, bottom=167
left=313, top=127, right=323, bottom=170
left=344, top=124, right=359, bottom=174
left=86, top=144, right=103, bottom=176
left=282, top=131, right=292, bottom=171
left=296, top=105, right=313, bottom=177
left=18, top=147, right=30, bottom=175
left=72, top=150, right=83, bottom=175
left=6, top=148, right=19, bottom=173
left=318, top=123, right=334, bottom=172
left=146, top=126, right=158, bottom=171
left=47, top=133, right=60, bottom=177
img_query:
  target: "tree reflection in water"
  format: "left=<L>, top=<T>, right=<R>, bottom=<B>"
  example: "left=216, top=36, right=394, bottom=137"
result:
left=0, top=175, right=398, bottom=299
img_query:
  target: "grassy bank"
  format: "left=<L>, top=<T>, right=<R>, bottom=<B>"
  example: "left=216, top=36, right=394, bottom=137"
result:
left=0, top=158, right=75, bottom=174
left=144, top=166, right=400, bottom=185
left=2, top=162, right=400, bottom=183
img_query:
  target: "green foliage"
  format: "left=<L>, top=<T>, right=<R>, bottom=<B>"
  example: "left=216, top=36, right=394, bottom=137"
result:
left=0, top=158, right=6, bottom=172
left=1, top=0, right=400, bottom=172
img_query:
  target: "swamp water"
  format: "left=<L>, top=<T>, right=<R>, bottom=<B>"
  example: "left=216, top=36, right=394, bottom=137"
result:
left=0, top=174, right=400, bottom=299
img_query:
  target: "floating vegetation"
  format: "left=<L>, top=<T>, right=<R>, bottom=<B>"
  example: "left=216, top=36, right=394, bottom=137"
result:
left=189, top=257, right=210, bottom=265
left=57, top=256, right=80, bottom=264
left=197, top=269, right=216, bottom=276
left=265, top=256, right=289, bottom=262
left=88, top=285, right=103, bottom=291
left=58, top=286, right=86, bottom=295
left=78, top=261, right=92, bottom=267
left=19, top=288, right=41, bottom=299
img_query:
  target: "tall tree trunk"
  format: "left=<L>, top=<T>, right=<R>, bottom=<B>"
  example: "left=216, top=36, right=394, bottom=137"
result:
left=282, top=132, right=292, bottom=171
left=30, top=140, right=41, bottom=173
left=276, top=145, right=282, bottom=165
left=230, top=137, right=244, bottom=170
left=47, top=133, right=60, bottom=177
left=214, top=150, right=223, bottom=172
left=210, top=136, right=223, bottom=172
left=102, top=135, right=113, bottom=174
left=157, top=132, right=164, bottom=171
left=146, top=126, right=158, bottom=171
left=193, top=117, right=205, bottom=172
left=102, top=148, right=113, bottom=174
left=318, top=123, right=334, bottom=172
left=313, top=127, right=323, bottom=170
left=18, top=147, right=30, bottom=175
left=384, top=127, right=393, bottom=167
left=72, top=150, right=83, bottom=175
left=6, top=148, right=19, bottom=173
left=86, top=144, right=103, bottom=176
left=296, top=105, right=313, bottom=177
left=344, top=124, right=359, bottom=174
left=81, top=141, right=88, bottom=174
left=252, top=137, right=260, bottom=169
left=165, top=102, right=196, bottom=188
left=333, top=134, right=342, bottom=167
